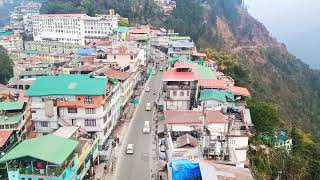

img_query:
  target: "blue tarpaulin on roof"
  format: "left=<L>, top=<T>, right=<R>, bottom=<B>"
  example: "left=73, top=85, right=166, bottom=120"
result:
left=76, top=48, right=96, bottom=55
left=169, top=159, right=202, bottom=180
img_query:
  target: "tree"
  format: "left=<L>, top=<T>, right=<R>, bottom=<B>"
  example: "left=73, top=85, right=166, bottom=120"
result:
left=0, top=46, right=13, bottom=84
left=81, top=0, right=96, bottom=17
left=247, top=99, right=280, bottom=133
left=118, top=16, right=129, bottom=26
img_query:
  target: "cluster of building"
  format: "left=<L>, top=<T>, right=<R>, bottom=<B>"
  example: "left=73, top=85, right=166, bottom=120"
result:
left=154, top=0, right=176, bottom=15
left=0, top=1, right=293, bottom=179
left=0, top=4, right=156, bottom=178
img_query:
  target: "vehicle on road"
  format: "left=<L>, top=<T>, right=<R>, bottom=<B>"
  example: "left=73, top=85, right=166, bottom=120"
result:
left=160, top=67, right=163, bottom=71
left=126, top=144, right=134, bottom=154
left=142, top=121, right=151, bottom=133
left=145, top=87, right=150, bottom=92
left=146, top=103, right=151, bottom=111
left=152, top=70, right=156, bottom=75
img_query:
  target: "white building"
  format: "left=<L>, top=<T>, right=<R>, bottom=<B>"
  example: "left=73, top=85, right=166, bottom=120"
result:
left=32, top=14, right=119, bottom=45
left=26, top=74, right=122, bottom=150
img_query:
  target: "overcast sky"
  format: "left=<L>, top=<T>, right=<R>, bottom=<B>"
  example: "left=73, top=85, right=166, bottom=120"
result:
left=245, top=0, right=320, bottom=68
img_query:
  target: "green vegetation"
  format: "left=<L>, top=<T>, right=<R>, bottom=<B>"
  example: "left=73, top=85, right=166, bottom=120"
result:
left=80, top=0, right=96, bottom=16
left=247, top=99, right=280, bottom=134
left=118, top=17, right=129, bottom=26
left=200, top=48, right=250, bottom=86
left=0, top=46, right=13, bottom=84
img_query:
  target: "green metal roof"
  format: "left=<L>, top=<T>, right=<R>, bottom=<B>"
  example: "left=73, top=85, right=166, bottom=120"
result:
left=192, top=66, right=216, bottom=80
left=26, top=74, right=108, bottom=97
left=165, top=57, right=191, bottom=64
left=0, top=134, right=79, bottom=165
left=199, top=89, right=235, bottom=102
left=0, top=101, right=24, bottom=111
left=0, top=113, right=23, bottom=124
left=114, top=26, right=129, bottom=32
left=0, top=31, right=13, bottom=38
left=170, top=36, right=191, bottom=40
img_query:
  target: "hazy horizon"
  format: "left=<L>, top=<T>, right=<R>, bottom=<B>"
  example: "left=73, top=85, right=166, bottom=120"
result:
left=245, top=0, right=320, bottom=69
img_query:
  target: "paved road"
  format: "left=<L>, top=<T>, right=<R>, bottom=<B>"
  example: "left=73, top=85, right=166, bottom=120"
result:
left=115, top=60, right=164, bottom=180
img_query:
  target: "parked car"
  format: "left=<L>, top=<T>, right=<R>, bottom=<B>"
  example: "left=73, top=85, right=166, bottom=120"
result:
left=143, top=121, right=151, bottom=133
left=152, top=70, right=156, bottom=75
left=145, top=87, right=150, bottom=92
left=160, top=67, right=163, bottom=71
left=145, top=103, right=151, bottom=111
left=126, top=144, right=134, bottom=154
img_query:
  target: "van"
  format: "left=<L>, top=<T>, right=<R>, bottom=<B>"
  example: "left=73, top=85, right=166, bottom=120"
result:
left=126, top=144, right=134, bottom=154
left=145, top=103, right=151, bottom=111
left=143, top=121, right=151, bottom=133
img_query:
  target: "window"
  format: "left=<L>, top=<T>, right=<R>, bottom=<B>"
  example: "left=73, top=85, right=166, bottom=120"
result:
left=84, top=96, right=93, bottom=104
left=68, top=107, right=77, bottom=113
left=85, top=119, right=96, bottom=126
left=187, top=90, right=190, bottom=96
left=31, top=110, right=37, bottom=114
left=180, top=91, right=184, bottom=96
left=114, top=55, right=116, bottom=59
left=172, top=90, right=177, bottom=96
left=40, top=121, right=48, bottom=127
left=130, top=55, right=134, bottom=60
left=85, top=108, right=96, bottom=114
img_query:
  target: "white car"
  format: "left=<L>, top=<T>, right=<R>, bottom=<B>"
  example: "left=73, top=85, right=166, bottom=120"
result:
left=145, top=103, right=151, bottom=111
left=160, top=67, right=163, bottom=71
left=152, top=70, right=156, bottom=75
left=143, top=121, right=151, bottom=134
left=126, top=144, right=134, bottom=154
left=145, top=87, right=150, bottom=92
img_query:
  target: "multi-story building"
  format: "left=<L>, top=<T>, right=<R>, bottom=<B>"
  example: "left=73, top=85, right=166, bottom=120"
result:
left=0, top=31, right=23, bottom=51
left=162, top=64, right=197, bottom=110
left=25, top=74, right=122, bottom=150
left=24, top=41, right=88, bottom=54
left=0, top=134, right=79, bottom=180
left=168, top=36, right=195, bottom=59
left=32, top=13, right=119, bottom=45
left=0, top=101, right=31, bottom=153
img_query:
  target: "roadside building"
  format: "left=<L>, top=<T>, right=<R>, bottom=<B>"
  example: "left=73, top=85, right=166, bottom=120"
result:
left=0, top=134, right=79, bottom=180
left=25, top=74, right=122, bottom=150
left=162, top=66, right=197, bottom=110
left=0, top=101, right=31, bottom=153
left=113, top=26, right=129, bottom=41
left=32, top=13, right=119, bottom=45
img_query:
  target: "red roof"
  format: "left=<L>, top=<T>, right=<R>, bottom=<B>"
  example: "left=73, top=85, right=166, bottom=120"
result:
left=228, top=86, right=250, bottom=96
left=129, top=26, right=151, bottom=34
left=192, top=52, right=207, bottom=57
left=163, top=70, right=197, bottom=81
left=104, top=69, right=131, bottom=80
left=0, top=130, right=13, bottom=148
left=165, top=110, right=226, bottom=124
left=33, top=14, right=85, bottom=19
left=206, top=111, right=227, bottom=123
left=174, top=61, right=197, bottom=69
left=198, top=79, right=228, bottom=89
left=80, top=56, right=95, bottom=62
left=165, top=110, right=202, bottom=124
left=198, top=79, right=250, bottom=96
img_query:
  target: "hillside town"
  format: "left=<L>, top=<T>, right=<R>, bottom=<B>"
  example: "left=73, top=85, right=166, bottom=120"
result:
left=0, top=1, right=294, bottom=180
